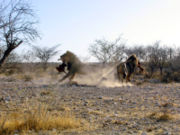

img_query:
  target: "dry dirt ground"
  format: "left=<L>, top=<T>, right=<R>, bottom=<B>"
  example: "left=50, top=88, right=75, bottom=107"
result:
left=0, top=64, right=180, bottom=135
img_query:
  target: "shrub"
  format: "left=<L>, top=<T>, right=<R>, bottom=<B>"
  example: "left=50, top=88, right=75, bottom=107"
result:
left=161, top=70, right=180, bottom=83
left=21, top=75, right=33, bottom=82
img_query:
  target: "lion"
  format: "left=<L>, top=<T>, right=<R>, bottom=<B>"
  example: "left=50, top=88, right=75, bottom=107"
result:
left=58, top=51, right=83, bottom=82
left=117, top=54, right=144, bottom=82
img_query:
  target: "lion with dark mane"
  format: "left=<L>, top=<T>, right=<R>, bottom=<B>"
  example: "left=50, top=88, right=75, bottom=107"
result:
left=58, top=51, right=83, bottom=82
left=117, top=54, right=144, bottom=82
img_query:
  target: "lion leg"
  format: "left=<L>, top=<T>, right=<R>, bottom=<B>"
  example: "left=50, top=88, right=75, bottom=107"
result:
left=123, top=73, right=126, bottom=79
left=117, top=71, right=123, bottom=82
left=119, top=72, right=126, bottom=82
left=117, top=71, right=121, bottom=81
left=69, top=73, right=79, bottom=85
left=137, top=62, right=144, bottom=73
left=117, top=67, right=127, bottom=82
left=126, top=73, right=131, bottom=82
left=138, top=65, right=144, bottom=73
left=69, top=73, right=75, bottom=82
left=117, top=64, right=125, bottom=82
left=59, top=72, right=71, bottom=82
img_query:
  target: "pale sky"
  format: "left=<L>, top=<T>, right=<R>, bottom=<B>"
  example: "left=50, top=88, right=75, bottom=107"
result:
left=18, top=0, right=180, bottom=61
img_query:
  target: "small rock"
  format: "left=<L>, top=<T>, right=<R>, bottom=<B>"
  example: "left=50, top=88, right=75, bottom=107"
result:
left=149, top=79, right=160, bottom=83
left=98, top=96, right=103, bottom=99
left=83, top=101, right=88, bottom=106
left=4, top=97, right=11, bottom=103
left=141, top=132, right=147, bottom=135
left=162, top=131, right=170, bottom=135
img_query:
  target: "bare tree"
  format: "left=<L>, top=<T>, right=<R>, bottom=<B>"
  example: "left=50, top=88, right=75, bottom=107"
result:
left=146, top=42, right=160, bottom=77
left=21, top=50, right=36, bottom=63
left=89, top=37, right=126, bottom=63
left=168, top=47, right=180, bottom=71
left=0, top=45, right=21, bottom=62
left=157, top=47, right=168, bottom=76
left=32, top=45, right=60, bottom=70
left=0, top=0, right=39, bottom=67
left=146, top=41, right=169, bottom=76
left=125, top=45, right=146, bottom=61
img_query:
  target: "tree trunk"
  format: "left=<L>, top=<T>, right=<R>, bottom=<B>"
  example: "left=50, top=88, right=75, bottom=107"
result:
left=160, top=67, right=163, bottom=76
left=0, top=47, right=14, bottom=68
left=150, top=67, right=154, bottom=78
left=0, top=40, right=22, bottom=68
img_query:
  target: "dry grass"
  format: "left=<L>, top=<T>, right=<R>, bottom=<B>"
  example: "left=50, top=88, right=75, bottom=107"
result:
left=19, top=74, right=33, bottom=82
left=40, top=90, right=51, bottom=96
left=157, top=113, right=172, bottom=121
left=88, top=110, right=104, bottom=116
left=148, top=111, right=173, bottom=122
left=0, top=105, right=81, bottom=135
left=112, top=120, right=127, bottom=125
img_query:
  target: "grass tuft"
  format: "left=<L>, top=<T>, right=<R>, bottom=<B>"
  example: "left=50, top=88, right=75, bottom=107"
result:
left=0, top=105, right=81, bottom=135
left=19, top=74, right=33, bottom=82
left=148, top=112, right=172, bottom=122
left=156, top=113, right=172, bottom=122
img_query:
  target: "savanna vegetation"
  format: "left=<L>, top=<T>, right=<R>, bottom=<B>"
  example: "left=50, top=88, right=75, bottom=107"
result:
left=0, top=0, right=180, bottom=135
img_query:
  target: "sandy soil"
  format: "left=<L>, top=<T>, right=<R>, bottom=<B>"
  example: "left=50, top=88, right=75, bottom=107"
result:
left=0, top=73, right=180, bottom=135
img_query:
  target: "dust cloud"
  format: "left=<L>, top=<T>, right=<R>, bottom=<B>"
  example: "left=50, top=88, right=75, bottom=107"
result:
left=74, top=64, right=133, bottom=88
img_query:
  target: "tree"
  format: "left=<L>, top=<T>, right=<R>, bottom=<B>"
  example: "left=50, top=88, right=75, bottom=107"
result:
left=32, top=45, right=60, bottom=70
left=125, top=45, right=146, bottom=61
left=21, top=50, right=36, bottom=63
left=146, top=41, right=169, bottom=76
left=89, top=37, right=126, bottom=63
left=167, top=47, right=175, bottom=60
left=157, top=47, right=168, bottom=76
left=0, top=0, right=39, bottom=67
left=146, top=42, right=160, bottom=77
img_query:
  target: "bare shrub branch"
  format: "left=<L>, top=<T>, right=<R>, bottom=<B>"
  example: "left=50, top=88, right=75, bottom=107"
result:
left=89, top=37, right=126, bottom=63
